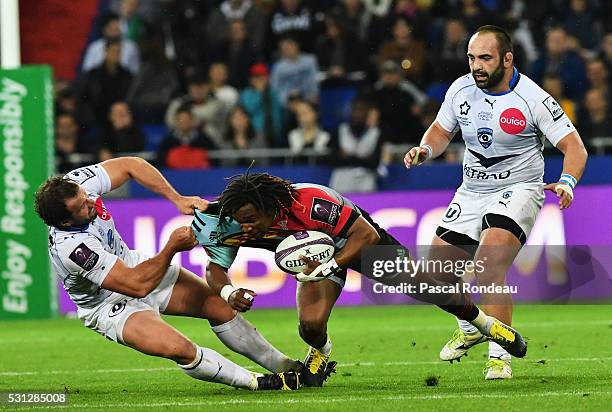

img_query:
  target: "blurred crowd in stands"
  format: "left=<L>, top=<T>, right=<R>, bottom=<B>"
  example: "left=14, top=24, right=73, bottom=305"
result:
left=54, top=0, right=612, bottom=192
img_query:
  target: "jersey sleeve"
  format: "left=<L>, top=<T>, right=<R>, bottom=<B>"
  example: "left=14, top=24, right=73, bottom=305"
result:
left=59, top=234, right=118, bottom=286
left=191, top=209, right=240, bottom=269
left=534, top=94, right=576, bottom=147
left=435, top=81, right=461, bottom=133
left=192, top=209, right=222, bottom=247
left=63, top=164, right=112, bottom=196
left=204, top=245, right=239, bottom=270
left=297, top=188, right=360, bottom=238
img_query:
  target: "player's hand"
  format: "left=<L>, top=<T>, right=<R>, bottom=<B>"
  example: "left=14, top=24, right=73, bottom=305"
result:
left=299, top=255, right=321, bottom=275
left=168, top=226, right=198, bottom=252
left=228, top=288, right=257, bottom=312
left=404, top=146, right=429, bottom=169
left=175, top=195, right=208, bottom=215
left=544, top=182, right=574, bottom=210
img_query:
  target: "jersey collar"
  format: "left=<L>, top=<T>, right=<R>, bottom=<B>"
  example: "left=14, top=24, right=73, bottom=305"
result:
left=62, top=223, right=90, bottom=232
left=481, top=67, right=519, bottom=96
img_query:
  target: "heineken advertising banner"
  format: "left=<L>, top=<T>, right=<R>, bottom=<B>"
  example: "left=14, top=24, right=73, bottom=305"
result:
left=0, top=66, right=55, bottom=319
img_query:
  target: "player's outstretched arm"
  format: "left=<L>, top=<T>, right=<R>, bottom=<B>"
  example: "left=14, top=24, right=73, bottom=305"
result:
left=100, top=157, right=208, bottom=214
left=544, top=131, right=588, bottom=210
left=404, top=121, right=454, bottom=168
left=299, top=216, right=380, bottom=282
left=101, top=227, right=197, bottom=298
left=207, top=262, right=257, bottom=312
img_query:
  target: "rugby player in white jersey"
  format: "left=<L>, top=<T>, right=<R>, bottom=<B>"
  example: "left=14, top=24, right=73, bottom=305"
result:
left=34, top=157, right=301, bottom=390
left=404, top=25, right=587, bottom=379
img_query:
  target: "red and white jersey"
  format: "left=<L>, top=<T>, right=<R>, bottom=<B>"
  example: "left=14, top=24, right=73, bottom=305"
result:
left=194, top=183, right=363, bottom=269
left=436, top=69, right=576, bottom=193
left=48, top=165, right=144, bottom=311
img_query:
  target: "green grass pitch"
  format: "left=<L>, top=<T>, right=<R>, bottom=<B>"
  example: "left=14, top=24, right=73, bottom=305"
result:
left=1, top=305, right=611, bottom=411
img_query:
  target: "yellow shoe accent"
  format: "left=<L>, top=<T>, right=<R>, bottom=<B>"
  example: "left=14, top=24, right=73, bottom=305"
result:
left=489, top=320, right=515, bottom=344
left=306, top=347, right=329, bottom=375
left=484, top=359, right=512, bottom=380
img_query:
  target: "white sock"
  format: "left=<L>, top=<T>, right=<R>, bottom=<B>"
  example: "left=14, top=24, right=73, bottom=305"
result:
left=457, top=317, right=479, bottom=334
left=489, top=341, right=511, bottom=361
left=179, top=346, right=257, bottom=390
left=316, top=336, right=332, bottom=356
left=470, top=308, right=494, bottom=335
left=212, top=315, right=299, bottom=372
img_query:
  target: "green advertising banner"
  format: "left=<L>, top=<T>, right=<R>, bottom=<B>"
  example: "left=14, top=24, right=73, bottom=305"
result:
left=0, top=65, right=55, bottom=319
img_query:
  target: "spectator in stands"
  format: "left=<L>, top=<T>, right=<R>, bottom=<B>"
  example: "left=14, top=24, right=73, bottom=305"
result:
left=586, top=58, right=610, bottom=98
left=206, top=0, right=266, bottom=54
left=165, top=73, right=226, bottom=148
left=314, top=14, right=368, bottom=81
left=433, top=18, right=469, bottom=83
left=332, top=0, right=383, bottom=53
left=288, top=101, right=330, bottom=158
left=55, top=86, right=95, bottom=131
left=78, top=40, right=134, bottom=127
left=329, top=97, right=382, bottom=193
left=117, top=0, right=146, bottom=42
left=266, top=0, right=319, bottom=56
left=454, top=0, right=494, bottom=34
left=97, top=102, right=145, bottom=161
left=597, top=32, right=612, bottom=73
left=563, top=0, right=601, bottom=51
left=542, top=75, right=577, bottom=124
left=578, top=88, right=612, bottom=145
left=126, top=37, right=180, bottom=123
left=158, top=104, right=216, bottom=169
left=377, top=16, right=427, bottom=85
left=530, top=26, right=588, bottom=100
left=270, top=35, right=319, bottom=107
left=369, top=60, right=424, bottom=144
left=55, top=113, right=93, bottom=173
left=210, top=19, right=259, bottom=89
left=82, top=13, right=140, bottom=74
left=240, top=63, right=285, bottom=147
left=219, top=106, right=267, bottom=167
left=208, top=62, right=239, bottom=117
left=156, top=0, right=210, bottom=81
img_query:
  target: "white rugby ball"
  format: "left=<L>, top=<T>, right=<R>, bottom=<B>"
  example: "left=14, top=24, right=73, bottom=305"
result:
left=275, top=231, right=335, bottom=274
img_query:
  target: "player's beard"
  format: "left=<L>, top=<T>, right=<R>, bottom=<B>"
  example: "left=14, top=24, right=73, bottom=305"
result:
left=472, top=59, right=505, bottom=90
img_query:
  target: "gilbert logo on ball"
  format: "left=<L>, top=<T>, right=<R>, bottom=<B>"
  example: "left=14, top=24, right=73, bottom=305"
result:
left=499, top=108, right=526, bottom=134
left=275, top=231, right=335, bottom=274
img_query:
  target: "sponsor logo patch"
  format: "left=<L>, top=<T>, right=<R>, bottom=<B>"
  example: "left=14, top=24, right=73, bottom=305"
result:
left=69, top=243, right=99, bottom=271
left=442, top=203, right=462, bottom=223
left=310, top=198, right=340, bottom=226
left=95, top=197, right=112, bottom=221
left=499, top=108, right=526, bottom=134
left=542, top=96, right=564, bottom=121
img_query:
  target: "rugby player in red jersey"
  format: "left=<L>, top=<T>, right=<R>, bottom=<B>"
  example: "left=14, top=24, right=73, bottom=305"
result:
left=192, top=172, right=528, bottom=386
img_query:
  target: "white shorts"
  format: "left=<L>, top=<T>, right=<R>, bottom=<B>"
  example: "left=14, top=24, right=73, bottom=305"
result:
left=438, top=182, right=544, bottom=244
left=82, top=264, right=180, bottom=344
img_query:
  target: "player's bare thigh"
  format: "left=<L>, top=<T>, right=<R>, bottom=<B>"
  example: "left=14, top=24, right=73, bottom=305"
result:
left=163, top=267, right=235, bottom=325
left=296, top=279, right=342, bottom=326
left=122, top=310, right=197, bottom=364
left=427, top=235, right=474, bottom=283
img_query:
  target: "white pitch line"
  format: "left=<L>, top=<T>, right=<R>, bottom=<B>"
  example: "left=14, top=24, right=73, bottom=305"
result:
left=1, top=319, right=610, bottom=345
left=21, top=391, right=612, bottom=410
left=2, top=357, right=611, bottom=377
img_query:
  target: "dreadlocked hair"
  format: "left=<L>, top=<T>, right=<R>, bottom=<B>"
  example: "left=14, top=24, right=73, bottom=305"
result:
left=218, top=171, right=297, bottom=221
